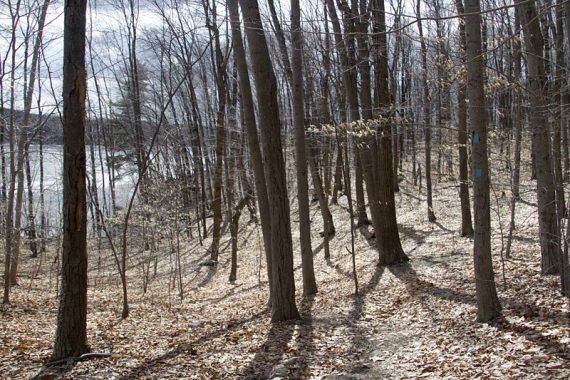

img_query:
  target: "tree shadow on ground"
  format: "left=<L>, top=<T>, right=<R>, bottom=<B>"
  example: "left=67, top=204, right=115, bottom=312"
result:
left=433, top=221, right=454, bottom=234
left=398, top=224, right=430, bottom=246
left=492, top=317, right=570, bottom=361
left=344, top=265, right=386, bottom=374
left=519, top=199, right=538, bottom=208
left=389, top=262, right=476, bottom=306
left=326, top=257, right=355, bottom=281
left=311, top=241, right=324, bottom=258
left=400, top=190, right=423, bottom=203
left=240, top=319, right=297, bottom=379
left=295, top=296, right=316, bottom=378
left=193, top=283, right=263, bottom=308
left=512, top=234, right=538, bottom=244
left=197, top=266, right=217, bottom=288
left=120, top=309, right=268, bottom=379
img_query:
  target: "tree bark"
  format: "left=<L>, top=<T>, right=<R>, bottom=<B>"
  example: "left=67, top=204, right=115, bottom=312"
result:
left=517, top=0, right=561, bottom=275
left=455, top=0, right=474, bottom=237
left=417, top=0, right=436, bottom=222
left=465, top=0, right=502, bottom=322
left=292, top=0, right=317, bottom=296
left=53, top=0, right=90, bottom=359
left=366, top=0, right=408, bottom=265
left=207, top=0, right=227, bottom=263
left=229, top=194, right=252, bottom=283
left=239, top=0, right=300, bottom=321
left=228, top=0, right=274, bottom=301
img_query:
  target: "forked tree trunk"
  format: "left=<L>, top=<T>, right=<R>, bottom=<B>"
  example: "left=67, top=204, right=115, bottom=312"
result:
left=239, top=0, right=300, bottom=321
left=325, top=0, right=369, bottom=226
left=228, top=0, right=274, bottom=301
left=10, top=0, right=51, bottom=283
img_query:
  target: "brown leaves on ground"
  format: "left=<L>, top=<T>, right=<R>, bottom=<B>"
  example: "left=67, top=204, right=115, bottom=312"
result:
left=1, top=172, right=569, bottom=379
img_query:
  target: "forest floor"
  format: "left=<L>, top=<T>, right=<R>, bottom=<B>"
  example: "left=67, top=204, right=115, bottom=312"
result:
left=2, top=157, right=570, bottom=379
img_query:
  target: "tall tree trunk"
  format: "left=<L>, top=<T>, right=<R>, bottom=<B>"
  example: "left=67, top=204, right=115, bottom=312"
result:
left=207, top=0, right=227, bottom=263
left=455, top=0, right=474, bottom=237
left=512, top=7, right=522, bottom=201
left=228, top=0, right=274, bottom=302
left=325, top=0, right=369, bottom=226
left=292, top=0, right=317, bottom=296
left=465, top=0, right=502, bottom=322
left=3, top=0, right=21, bottom=304
left=239, top=0, right=300, bottom=321
left=417, top=0, right=436, bottom=222
left=368, top=0, right=408, bottom=264
left=10, top=0, right=51, bottom=283
left=517, top=0, right=561, bottom=275
left=53, top=0, right=90, bottom=359
left=554, top=0, right=565, bottom=218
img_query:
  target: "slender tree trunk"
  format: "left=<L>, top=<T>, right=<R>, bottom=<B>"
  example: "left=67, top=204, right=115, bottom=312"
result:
left=308, top=139, right=335, bottom=260
left=455, top=0, right=474, bottom=237
left=554, top=0, right=565, bottom=218
left=512, top=7, right=522, bottom=201
left=229, top=195, right=251, bottom=282
left=327, top=0, right=368, bottom=226
left=417, top=0, right=436, bottom=222
left=292, top=0, right=317, bottom=296
left=207, top=0, right=227, bottom=263
left=25, top=147, right=38, bottom=257
left=331, top=148, right=343, bottom=204
left=10, top=0, right=51, bottom=283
